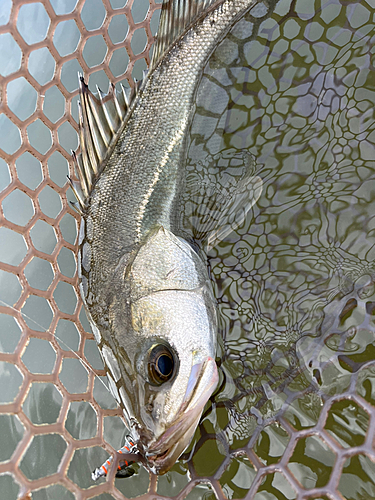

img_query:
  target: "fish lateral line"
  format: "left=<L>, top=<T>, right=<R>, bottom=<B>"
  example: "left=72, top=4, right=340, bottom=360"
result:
left=72, top=0, right=269, bottom=479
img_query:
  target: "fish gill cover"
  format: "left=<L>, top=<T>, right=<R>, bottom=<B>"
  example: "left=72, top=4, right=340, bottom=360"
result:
left=0, top=0, right=375, bottom=499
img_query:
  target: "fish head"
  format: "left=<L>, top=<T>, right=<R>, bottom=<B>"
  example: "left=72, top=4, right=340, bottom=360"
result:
left=106, top=227, right=219, bottom=474
left=130, top=288, right=218, bottom=473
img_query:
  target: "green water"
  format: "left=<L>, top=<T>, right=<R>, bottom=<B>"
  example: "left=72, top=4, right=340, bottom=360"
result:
left=1, top=0, right=375, bottom=498
left=179, top=0, right=375, bottom=497
left=180, top=0, right=375, bottom=496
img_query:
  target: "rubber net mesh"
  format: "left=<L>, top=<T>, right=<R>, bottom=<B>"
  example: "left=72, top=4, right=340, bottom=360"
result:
left=0, top=0, right=375, bottom=499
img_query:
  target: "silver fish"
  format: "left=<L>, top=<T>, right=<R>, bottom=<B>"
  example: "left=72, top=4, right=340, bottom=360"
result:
left=71, top=0, right=263, bottom=475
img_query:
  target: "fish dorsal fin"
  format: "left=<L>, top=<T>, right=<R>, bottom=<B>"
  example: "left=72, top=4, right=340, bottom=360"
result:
left=70, top=77, right=136, bottom=210
left=151, top=0, right=221, bottom=68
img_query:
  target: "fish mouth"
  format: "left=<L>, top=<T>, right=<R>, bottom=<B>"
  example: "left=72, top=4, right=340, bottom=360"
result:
left=144, top=357, right=218, bottom=474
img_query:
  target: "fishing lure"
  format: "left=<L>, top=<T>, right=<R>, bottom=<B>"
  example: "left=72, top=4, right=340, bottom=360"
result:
left=91, top=436, right=138, bottom=480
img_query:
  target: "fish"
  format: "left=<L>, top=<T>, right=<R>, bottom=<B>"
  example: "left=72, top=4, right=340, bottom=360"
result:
left=70, top=0, right=263, bottom=476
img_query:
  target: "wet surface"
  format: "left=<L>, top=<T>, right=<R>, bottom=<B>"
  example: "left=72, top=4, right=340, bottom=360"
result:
left=0, top=0, right=375, bottom=498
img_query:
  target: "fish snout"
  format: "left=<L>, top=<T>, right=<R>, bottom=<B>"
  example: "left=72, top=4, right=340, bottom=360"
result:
left=181, top=356, right=218, bottom=411
left=143, top=357, right=218, bottom=474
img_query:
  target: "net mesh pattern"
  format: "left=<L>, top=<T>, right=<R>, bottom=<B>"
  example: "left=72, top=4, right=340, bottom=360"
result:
left=0, top=0, right=375, bottom=499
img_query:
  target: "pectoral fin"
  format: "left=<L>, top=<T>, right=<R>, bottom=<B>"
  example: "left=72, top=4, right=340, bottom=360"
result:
left=181, top=149, right=263, bottom=251
left=205, top=174, right=262, bottom=251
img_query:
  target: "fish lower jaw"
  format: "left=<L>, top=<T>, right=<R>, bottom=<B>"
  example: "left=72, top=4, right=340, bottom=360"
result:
left=138, top=358, right=219, bottom=474
left=142, top=392, right=211, bottom=474
left=144, top=415, right=201, bottom=474
left=145, top=448, right=174, bottom=475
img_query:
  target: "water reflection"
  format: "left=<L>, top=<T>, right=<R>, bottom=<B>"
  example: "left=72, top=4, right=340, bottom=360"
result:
left=0, top=0, right=375, bottom=498
left=179, top=0, right=375, bottom=482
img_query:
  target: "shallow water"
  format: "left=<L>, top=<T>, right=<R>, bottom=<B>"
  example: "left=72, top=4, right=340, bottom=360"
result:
left=0, top=0, right=375, bottom=498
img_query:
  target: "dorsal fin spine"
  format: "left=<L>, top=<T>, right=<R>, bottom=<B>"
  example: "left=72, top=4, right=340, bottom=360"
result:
left=77, top=104, right=92, bottom=190
left=151, top=0, right=222, bottom=68
left=78, top=103, right=95, bottom=188
left=79, top=81, right=100, bottom=179
left=71, top=152, right=84, bottom=199
left=98, top=88, right=117, bottom=135
left=76, top=152, right=87, bottom=195
left=121, top=85, right=130, bottom=107
left=80, top=92, right=100, bottom=177
left=82, top=85, right=108, bottom=163
left=68, top=174, right=86, bottom=207
left=72, top=74, right=139, bottom=209
left=112, top=84, right=124, bottom=121
left=95, top=86, right=111, bottom=147
left=85, top=99, right=106, bottom=170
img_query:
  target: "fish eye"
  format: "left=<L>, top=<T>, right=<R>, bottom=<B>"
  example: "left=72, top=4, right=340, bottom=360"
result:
left=147, top=344, right=175, bottom=385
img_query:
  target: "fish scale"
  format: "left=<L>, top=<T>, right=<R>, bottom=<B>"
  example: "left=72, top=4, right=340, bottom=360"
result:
left=87, top=0, right=260, bottom=275
left=74, top=0, right=264, bottom=476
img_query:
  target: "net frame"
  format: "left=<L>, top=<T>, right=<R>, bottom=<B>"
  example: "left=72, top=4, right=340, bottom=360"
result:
left=0, top=0, right=160, bottom=498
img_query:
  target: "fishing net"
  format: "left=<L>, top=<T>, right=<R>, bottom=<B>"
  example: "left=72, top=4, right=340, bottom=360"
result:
left=0, top=0, right=375, bottom=499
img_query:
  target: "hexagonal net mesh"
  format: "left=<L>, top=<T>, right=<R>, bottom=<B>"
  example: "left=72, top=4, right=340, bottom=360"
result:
left=0, top=0, right=375, bottom=499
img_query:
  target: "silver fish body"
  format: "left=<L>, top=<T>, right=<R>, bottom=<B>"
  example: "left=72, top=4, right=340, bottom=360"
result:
left=76, top=0, right=262, bottom=474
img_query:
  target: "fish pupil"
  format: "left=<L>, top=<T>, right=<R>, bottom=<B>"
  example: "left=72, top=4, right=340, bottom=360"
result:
left=157, top=354, right=173, bottom=377
left=148, top=344, right=176, bottom=384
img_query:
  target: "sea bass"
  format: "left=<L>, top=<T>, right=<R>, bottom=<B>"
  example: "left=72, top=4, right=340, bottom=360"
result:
left=70, top=0, right=263, bottom=475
